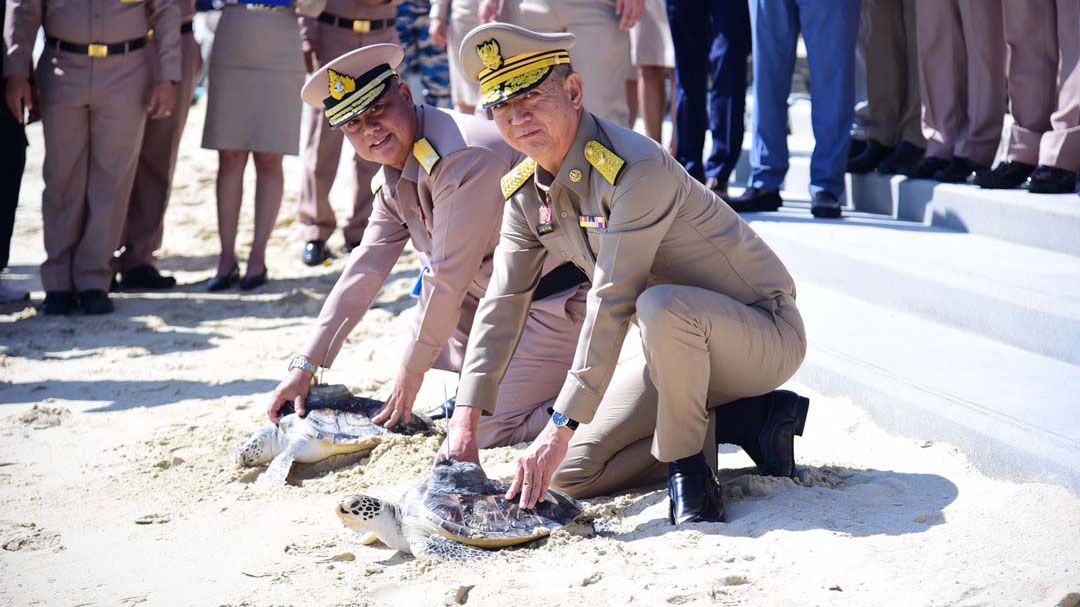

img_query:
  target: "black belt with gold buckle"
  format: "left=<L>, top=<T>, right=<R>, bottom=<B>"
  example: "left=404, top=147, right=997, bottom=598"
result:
left=45, top=35, right=147, bottom=58
left=316, top=13, right=394, bottom=34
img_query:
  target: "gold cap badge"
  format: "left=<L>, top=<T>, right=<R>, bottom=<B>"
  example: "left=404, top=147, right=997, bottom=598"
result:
left=327, top=69, right=357, bottom=101
left=477, top=39, right=503, bottom=71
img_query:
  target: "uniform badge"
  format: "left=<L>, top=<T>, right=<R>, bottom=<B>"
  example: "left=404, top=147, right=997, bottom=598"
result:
left=579, top=215, right=606, bottom=230
left=538, top=204, right=555, bottom=235
left=327, top=69, right=357, bottom=101
left=568, top=168, right=583, bottom=183
left=412, top=138, right=441, bottom=174
left=477, top=39, right=503, bottom=71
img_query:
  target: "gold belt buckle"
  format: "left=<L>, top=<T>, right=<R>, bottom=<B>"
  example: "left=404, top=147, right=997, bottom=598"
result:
left=87, top=44, right=108, bottom=58
left=353, top=19, right=371, bottom=33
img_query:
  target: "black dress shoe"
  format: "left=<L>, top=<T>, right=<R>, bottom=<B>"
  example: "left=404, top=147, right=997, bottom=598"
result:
left=78, top=289, right=114, bottom=315
left=206, top=266, right=240, bottom=292
left=905, top=155, right=951, bottom=180
left=302, top=240, right=333, bottom=266
left=724, top=187, right=783, bottom=213
left=119, top=265, right=177, bottom=290
left=934, top=156, right=987, bottom=184
left=704, top=176, right=727, bottom=196
left=341, top=241, right=361, bottom=255
left=715, top=390, right=810, bottom=478
left=240, top=269, right=268, bottom=291
left=426, top=397, right=456, bottom=421
left=973, top=160, right=1036, bottom=189
left=668, top=471, right=725, bottom=525
left=810, top=191, right=843, bottom=219
left=876, top=141, right=925, bottom=175
left=1028, top=165, right=1079, bottom=194
left=41, top=291, right=77, bottom=316
left=848, top=138, right=868, bottom=159
left=847, top=141, right=894, bottom=174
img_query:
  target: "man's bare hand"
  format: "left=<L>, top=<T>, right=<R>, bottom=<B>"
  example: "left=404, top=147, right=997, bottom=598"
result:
left=429, top=18, right=448, bottom=49
left=5, top=75, right=34, bottom=125
left=615, top=0, right=645, bottom=31
left=505, top=421, right=572, bottom=509
left=267, top=368, right=313, bottom=424
left=372, top=368, right=425, bottom=429
left=438, top=405, right=482, bottom=464
left=147, top=81, right=177, bottom=120
left=479, top=0, right=502, bottom=23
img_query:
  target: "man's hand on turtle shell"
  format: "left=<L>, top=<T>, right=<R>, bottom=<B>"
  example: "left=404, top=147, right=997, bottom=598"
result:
left=506, top=421, right=572, bottom=510
left=373, top=368, right=424, bottom=429
left=267, top=368, right=312, bottom=424
left=438, top=406, right=482, bottom=465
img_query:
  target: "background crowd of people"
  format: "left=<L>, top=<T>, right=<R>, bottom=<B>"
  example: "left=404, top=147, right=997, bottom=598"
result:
left=2, top=0, right=1078, bottom=313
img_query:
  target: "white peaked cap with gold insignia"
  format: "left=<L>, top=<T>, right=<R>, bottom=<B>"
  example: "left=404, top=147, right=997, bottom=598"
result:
left=458, top=23, right=575, bottom=110
left=301, top=44, right=405, bottom=129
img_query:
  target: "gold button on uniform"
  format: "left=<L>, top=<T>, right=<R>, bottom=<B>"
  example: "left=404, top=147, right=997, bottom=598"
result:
left=569, top=168, right=583, bottom=182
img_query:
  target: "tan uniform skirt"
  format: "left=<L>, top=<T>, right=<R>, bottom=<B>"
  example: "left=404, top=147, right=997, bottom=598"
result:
left=447, top=0, right=481, bottom=108
left=202, top=5, right=306, bottom=155
left=630, top=0, right=674, bottom=68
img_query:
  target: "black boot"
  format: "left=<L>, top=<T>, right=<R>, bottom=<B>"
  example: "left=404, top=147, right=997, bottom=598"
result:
left=714, top=390, right=810, bottom=478
left=847, top=141, right=894, bottom=174
left=302, top=240, right=333, bottom=266
left=810, top=192, right=843, bottom=219
left=119, top=265, right=177, bottom=290
left=667, top=453, right=725, bottom=525
left=876, top=141, right=925, bottom=175
left=973, top=161, right=1036, bottom=190
left=1028, top=165, right=1079, bottom=194
left=78, top=289, right=114, bottom=315
left=41, top=291, right=77, bottom=316
left=724, top=187, right=783, bottom=213
left=934, top=156, right=988, bottom=184
left=905, top=155, right=951, bottom=180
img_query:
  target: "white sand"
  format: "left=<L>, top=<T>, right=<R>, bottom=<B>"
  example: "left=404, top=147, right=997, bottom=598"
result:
left=2, top=105, right=1079, bottom=607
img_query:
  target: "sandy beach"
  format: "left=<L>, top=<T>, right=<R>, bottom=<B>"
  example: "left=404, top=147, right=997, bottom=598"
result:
left=2, top=103, right=1079, bottom=607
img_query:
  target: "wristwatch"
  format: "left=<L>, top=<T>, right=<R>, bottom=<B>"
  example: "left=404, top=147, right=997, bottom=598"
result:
left=550, top=410, right=579, bottom=431
left=288, top=354, right=318, bottom=375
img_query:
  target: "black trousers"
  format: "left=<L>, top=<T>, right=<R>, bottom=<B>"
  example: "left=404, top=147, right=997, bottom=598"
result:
left=1, top=102, right=27, bottom=271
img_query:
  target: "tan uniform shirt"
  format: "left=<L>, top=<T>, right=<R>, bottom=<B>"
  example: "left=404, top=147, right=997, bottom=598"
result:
left=299, top=0, right=403, bottom=49
left=302, top=104, right=522, bottom=373
left=3, top=0, right=182, bottom=82
left=458, top=112, right=797, bottom=423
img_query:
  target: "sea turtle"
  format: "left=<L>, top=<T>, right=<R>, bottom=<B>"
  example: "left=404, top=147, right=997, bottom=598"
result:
left=237, top=384, right=438, bottom=486
left=336, top=459, right=584, bottom=561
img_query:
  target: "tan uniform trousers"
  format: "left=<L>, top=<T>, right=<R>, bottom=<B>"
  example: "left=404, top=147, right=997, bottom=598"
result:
left=499, top=0, right=632, bottom=126
left=554, top=286, right=806, bottom=499
left=864, top=0, right=924, bottom=148
left=1002, top=0, right=1080, bottom=170
left=38, top=48, right=150, bottom=292
left=446, top=0, right=482, bottom=110
left=915, top=0, right=1005, bottom=165
left=298, top=25, right=399, bottom=244
left=117, top=32, right=202, bottom=272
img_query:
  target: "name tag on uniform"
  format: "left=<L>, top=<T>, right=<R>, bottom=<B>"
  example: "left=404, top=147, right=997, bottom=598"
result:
left=538, top=204, right=555, bottom=235
left=579, top=215, right=606, bottom=230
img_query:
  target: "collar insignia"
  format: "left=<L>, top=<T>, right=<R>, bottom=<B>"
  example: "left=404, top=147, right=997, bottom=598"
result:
left=327, top=68, right=356, bottom=101
left=584, top=140, right=624, bottom=186
left=501, top=158, right=536, bottom=199
left=370, top=167, right=386, bottom=195
left=412, top=138, right=440, bottom=174
left=477, top=39, right=503, bottom=71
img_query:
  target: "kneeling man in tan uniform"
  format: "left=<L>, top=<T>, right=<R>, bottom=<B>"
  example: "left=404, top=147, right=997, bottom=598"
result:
left=267, top=44, right=589, bottom=449
left=445, top=24, right=811, bottom=525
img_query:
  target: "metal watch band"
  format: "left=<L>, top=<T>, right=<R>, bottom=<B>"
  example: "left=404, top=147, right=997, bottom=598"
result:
left=288, top=355, right=317, bottom=375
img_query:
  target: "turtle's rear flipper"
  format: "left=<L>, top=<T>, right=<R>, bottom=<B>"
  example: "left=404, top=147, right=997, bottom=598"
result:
left=410, top=535, right=490, bottom=562
left=260, top=440, right=299, bottom=487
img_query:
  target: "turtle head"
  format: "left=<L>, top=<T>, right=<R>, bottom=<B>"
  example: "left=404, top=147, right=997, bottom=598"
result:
left=337, top=494, right=409, bottom=552
left=235, top=426, right=282, bottom=467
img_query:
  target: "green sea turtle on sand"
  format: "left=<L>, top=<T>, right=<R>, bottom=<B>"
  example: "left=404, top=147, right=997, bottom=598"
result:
left=336, top=459, right=583, bottom=561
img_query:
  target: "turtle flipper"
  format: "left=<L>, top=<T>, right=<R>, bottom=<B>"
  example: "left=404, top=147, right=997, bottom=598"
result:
left=410, top=535, right=491, bottom=562
left=261, top=439, right=300, bottom=487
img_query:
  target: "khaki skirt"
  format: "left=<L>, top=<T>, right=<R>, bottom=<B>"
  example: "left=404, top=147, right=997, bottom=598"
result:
left=631, top=0, right=675, bottom=69
left=202, top=5, right=306, bottom=155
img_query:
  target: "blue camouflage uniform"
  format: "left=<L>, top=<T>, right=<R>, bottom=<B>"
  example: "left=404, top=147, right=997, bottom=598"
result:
left=396, top=0, right=452, bottom=108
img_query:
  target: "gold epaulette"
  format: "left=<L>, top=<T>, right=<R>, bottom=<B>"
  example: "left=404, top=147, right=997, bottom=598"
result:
left=370, top=167, right=386, bottom=195
left=584, top=140, right=625, bottom=186
left=501, top=158, right=536, bottom=199
left=413, top=138, right=440, bottom=174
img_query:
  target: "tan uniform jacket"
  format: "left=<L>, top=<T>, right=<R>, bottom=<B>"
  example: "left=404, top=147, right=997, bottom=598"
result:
left=457, top=112, right=797, bottom=423
left=302, top=104, right=522, bottom=373
left=3, top=0, right=182, bottom=82
left=299, top=0, right=403, bottom=48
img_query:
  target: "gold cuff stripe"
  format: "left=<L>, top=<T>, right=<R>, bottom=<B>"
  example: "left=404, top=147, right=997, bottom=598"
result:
left=325, top=69, right=394, bottom=126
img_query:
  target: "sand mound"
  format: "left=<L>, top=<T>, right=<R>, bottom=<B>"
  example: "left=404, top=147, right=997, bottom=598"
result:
left=14, top=405, right=70, bottom=429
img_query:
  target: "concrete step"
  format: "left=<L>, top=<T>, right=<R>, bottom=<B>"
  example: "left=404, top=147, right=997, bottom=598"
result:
left=791, top=281, right=1080, bottom=493
left=747, top=212, right=1080, bottom=365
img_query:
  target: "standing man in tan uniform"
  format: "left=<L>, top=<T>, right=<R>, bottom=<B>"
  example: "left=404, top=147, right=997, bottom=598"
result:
left=5, top=0, right=181, bottom=315
left=907, top=0, right=1004, bottom=183
left=476, top=0, right=643, bottom=126
left=115, top=0, right=202, bottom=290
left=975, top=0, right=1080, bottom=194
left=268, top=44, right=591, bottom=449
left=447, top=25, right=810, bottom=525
left=298, top=0, right=403, bottom=266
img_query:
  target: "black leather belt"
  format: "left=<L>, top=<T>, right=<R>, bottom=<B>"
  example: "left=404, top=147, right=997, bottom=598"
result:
left=316, top=13, right=394, bottom=33
left=181, top=21, right=194, bottom=34
left=45, top=35, right=146, bottom=58
left=533, top=263, right=589, bottom=301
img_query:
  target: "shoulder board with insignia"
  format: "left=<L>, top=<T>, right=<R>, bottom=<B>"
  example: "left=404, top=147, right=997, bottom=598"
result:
left=370, top=167, right=386, bottom=195
left=412, top=138, right=440, bottom=174
left=501, top=158, right=536, bottom=200
left=584, top=140, right=625, bottom=186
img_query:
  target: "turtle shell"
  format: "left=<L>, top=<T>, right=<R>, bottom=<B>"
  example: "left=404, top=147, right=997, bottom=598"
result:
left=287, top=385, right=438, bottom=445
left=401, top=460, right=583, bottom=548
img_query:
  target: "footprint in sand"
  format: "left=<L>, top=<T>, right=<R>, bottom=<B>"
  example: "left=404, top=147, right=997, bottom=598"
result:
left=0, top=522, right=63, bottom=552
